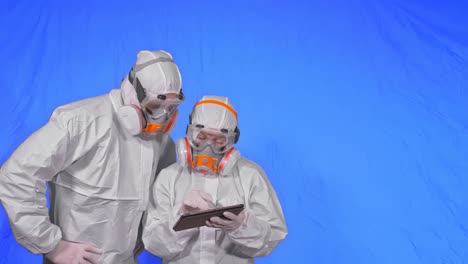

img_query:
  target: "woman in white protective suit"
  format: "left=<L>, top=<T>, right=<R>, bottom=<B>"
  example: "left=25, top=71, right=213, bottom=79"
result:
left=0, top=50, right=185, bottom=264
left=143, top=96, right=288, bottom=263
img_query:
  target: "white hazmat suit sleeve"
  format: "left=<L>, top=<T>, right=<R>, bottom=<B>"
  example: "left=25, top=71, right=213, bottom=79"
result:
left=227, top=162, right=288, bottom=258
left=142, top=166, right=199, bottom=260
left=0, top=108, right=105, bottom=254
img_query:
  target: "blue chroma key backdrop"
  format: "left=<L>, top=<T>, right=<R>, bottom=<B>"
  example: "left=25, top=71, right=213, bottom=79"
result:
left=1, top=0, right=468, bottom=263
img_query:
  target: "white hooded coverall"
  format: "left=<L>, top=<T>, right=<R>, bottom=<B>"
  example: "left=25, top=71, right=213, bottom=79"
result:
left=0, top=50, right=180, bottom=263
left=142, top=96, right=288, bottom=263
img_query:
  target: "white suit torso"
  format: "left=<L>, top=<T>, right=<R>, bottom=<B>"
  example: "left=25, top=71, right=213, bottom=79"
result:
left=0, top=89, right=176, bottom=263
left=142, top=158, right=288, bottom=264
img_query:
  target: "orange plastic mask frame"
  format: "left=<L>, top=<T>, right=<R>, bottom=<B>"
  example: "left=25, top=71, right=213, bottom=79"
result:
left=142, top=110, right=178, bottom=133
left=191, top=154, right=219, bottom=174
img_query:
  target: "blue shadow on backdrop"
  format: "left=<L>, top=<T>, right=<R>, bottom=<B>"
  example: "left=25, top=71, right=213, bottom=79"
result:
left=1, top=0, right=468, bottom=263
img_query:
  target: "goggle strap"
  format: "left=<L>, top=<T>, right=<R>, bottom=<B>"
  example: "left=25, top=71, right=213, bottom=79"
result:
left=193, top=100, right=238, bottom=119
left=128, top=57, right=177, bottom=103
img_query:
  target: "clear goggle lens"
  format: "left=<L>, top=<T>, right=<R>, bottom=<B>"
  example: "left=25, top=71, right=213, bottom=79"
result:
left=187, top=125, right=237, bottom=154
left=143, top=94, right=184, bottom=119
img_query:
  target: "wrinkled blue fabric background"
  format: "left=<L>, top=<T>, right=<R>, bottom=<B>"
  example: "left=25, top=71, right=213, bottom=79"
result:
left=1, top=0, right=468, bottom=263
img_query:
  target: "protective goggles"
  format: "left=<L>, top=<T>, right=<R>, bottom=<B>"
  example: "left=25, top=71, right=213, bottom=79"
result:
left=186, top=124, right=238, bottom=154
left=142, top=93, right=184, bottom=119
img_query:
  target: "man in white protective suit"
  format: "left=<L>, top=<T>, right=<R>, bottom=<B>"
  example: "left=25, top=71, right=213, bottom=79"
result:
left=142, top=95, right=288, bottom=263
left=0, top=50, right=185, bottom=263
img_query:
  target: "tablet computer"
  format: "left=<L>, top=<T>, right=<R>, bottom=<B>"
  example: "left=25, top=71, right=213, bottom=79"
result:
left=173, top=204, right=244, bottom=231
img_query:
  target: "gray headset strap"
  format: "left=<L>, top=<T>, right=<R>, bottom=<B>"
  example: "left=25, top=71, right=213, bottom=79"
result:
left=128, top=57, right=175, bottom=103
left=132, top=57, right=174, bottom=72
